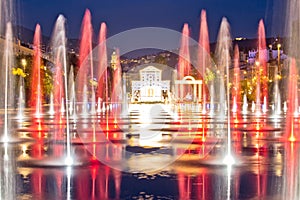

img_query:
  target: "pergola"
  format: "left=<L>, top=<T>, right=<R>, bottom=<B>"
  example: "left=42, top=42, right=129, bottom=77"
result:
left=174, top=76, right=203, bottom=102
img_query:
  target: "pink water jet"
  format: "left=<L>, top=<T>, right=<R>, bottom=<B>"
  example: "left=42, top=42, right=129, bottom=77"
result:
left=198, top=10, right=210, bottom=108
left=257, top=20, right=268, bottom=112
left=178, top=23, right=191, bottom=99
left=79, top=10, right=93, bottom=68
left=232, top=45, right=241, bottom=115
left=286, top=59, right=299, bottom=142
left=97, top=22, right=108, bottom=102
left=77, top=9, right=93, bottom=105
left=111, top=49, right=122, bottom=103
left=29, top=24, right=43, bottom=118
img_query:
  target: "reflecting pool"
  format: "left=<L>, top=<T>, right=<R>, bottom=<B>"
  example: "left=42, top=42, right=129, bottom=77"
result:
left=0, top=103, right=298, bottom=200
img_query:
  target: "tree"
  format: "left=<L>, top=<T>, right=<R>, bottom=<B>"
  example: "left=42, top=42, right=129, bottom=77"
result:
left=14, top=54, right=53, bottom=105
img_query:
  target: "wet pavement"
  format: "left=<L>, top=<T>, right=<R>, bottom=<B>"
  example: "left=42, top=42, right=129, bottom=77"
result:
left=0, top=104, right=299, bottom=200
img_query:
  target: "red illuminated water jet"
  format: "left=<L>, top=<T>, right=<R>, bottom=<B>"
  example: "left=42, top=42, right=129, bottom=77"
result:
left=77, top=9, right=93, bottom=105
left=286, top=59, right=299, bottom=142
left=79, top=10, right=93, bottom=68
left=198, top=10, right=210, bottom=110
left=29, top=24, right=43, bottom=118
left=97, top=22, right=108, bottom=102
left=257, top=20, right=268, bottom=112
left=178, top=23, right=191, bottom=100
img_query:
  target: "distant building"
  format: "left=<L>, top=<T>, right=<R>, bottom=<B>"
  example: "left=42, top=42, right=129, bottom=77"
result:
left=247, top=48, right=287, bottom=64
left=0, top=37, right=50, bottom=60
left=131, top=65, right=170, bottom=103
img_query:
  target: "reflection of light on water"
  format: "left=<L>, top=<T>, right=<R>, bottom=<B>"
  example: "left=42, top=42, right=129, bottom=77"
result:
left=127, top=154, right=173, bottom=173
left=65, top=156, right=73, bottom=166
left=226, top=164, right=232, bottom=200
left=223, top=154, right=235, bottom=166
left=66, top=166, right=72, bottom=200
left=138, top=105, right=153, bottom=128
left=131, top=104, right=170, bottom=145
left=274, top=153, right=283, bottom=177
left=4, top=142, right=9, bottom=161
left=2, top=135, right=9, bottom=143
left=21, top=144, right=28, bottom=158
left=18, top=167, right=33, bottom=179
left=139, top=133, right=162, bottom=147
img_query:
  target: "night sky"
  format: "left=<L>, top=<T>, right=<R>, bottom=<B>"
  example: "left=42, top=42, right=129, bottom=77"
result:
left=18, top=0, right=285, bottom=42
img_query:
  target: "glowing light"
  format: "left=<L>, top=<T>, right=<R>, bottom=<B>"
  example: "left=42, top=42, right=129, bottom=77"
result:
left=223, top=154, right=235, bottom=166
left=2, top=136, right=9, bottom=143
left=235, top=37, right=246, bottom=41
left=37, top=123, right=42, bottom=131
left=277, top=43, right=281, bottom=48
left=251, top=101, right=255, bottom=112
left=289, top=135, right=296, bottom=142
left=113, top=133, right=117, bottom=139
left=65, top=156, right=73, bottom=166
left=256, top=132, right=259, bottom=139
left=22, top=144, right=28, bottom=157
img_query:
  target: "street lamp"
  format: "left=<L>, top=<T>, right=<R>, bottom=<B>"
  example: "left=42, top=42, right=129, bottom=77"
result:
left=21, top=58, right=27, bottom=71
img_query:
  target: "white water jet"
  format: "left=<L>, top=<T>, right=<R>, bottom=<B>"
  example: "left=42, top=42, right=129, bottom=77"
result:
left=215, top=17, right=235, bottom=165
left=17, top=79, right=25, bottom=121
left=262, top=96, right=267, bottom=114
left=90, top=91, right=96, bottom=115
left=242, top=94, right=248, bottom=114
left=97, top=97, right=102, bottom=113
left=51, top=15, right=72, bottom=165
left=273, top=68, right=281, bottom=115
left=1, top=23, right=15, bottom=142
left=209, top=84, right=214, bottom=116
left=60, top=97, right=66, bottom=113
left=49, top=93, right=55, bottom=115
left=68, top=65, right=77, bottom=122
left=121, top=73, right=128, bottom=115
left=81, top=84, right=89, bottom=116
left=283, top=101, right=288, bottom=113
left=251, top=101, right=255, bottom=113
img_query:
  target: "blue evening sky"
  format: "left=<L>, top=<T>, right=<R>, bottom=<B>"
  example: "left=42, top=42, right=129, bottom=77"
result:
left=18, top=0, right=285, bottom=41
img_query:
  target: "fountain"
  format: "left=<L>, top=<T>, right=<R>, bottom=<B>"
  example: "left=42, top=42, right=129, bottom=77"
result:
left=17, top=78, right=25, bottom=121
left=177, top=23, right=191, bottom=100
left=242, top=94, right=248, bottom=114
left=1, top=0, right=300, bottom=198
left=68, top=65, right=77, bottom=123
left=284, top=0, right=300, bottom=143
left=50, top=15, right=72, bottom=165
left=1, top=22, right=15, bottom=143
left=232, top=45, right=241, bottom=116
left=273, top=67, right=281, bottom=116
left=285, top=59, right=299, bottom=142
left=77, top=9, right=94, bottom=116
left=111, top=50, right=122, bottom=105
left=215, top=17, right=234, bottom=165
left=30, top=24, right=43, bottom=119
left=255, top=20, right=268, bottom=115
left=97, top=22, right=108, bottom=108
left=198, top=10, right=211, bottom=114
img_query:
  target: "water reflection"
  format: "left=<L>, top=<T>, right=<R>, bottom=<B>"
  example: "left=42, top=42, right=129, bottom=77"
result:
left=0, top=143, right=17, bottom=200
left=0, top=103, right=299, bottom=199
left=2, top=139, right=295, bottom=199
